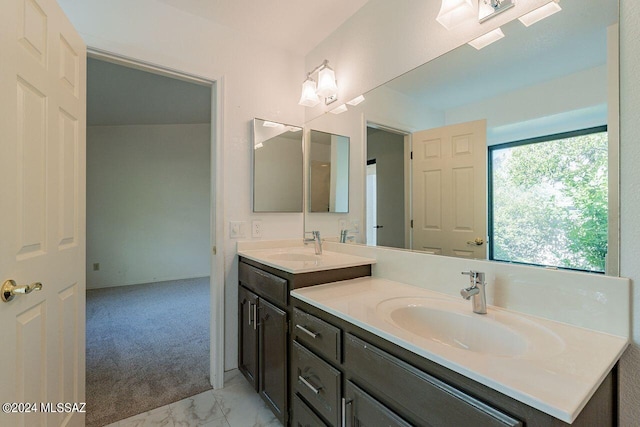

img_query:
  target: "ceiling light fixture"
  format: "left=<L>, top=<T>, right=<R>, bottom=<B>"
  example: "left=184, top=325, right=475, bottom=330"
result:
left=468, top=27, right=505, bottom=49
left=518, top=0, right=561, bottom=27
left=436, top=0, right=475, bottom=30
left=298, top=59, right=339, bottom=107
left=479, top=0, right=515, bottom=23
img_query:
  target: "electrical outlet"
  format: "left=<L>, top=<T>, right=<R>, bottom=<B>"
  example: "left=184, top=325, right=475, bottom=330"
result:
left=252, top=220, right=263, bottom=238
left=93, top=263, right=100, bottom=271
left=229, top=221, right=246, bottom=239
left=351, top=220, right=360, bottom=233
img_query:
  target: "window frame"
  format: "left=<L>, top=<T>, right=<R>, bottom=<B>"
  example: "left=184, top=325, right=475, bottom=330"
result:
left=488, top=125, right=608, bottom=273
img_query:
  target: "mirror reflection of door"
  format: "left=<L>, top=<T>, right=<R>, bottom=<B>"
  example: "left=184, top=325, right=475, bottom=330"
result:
left=366, top=126, right=410, bottom=249
left=412, top=120, right=487, bottom=258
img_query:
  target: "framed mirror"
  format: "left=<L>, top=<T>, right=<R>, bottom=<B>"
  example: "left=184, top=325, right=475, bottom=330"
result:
left=309, top=130, right=350, bottom=213
left=253, top=118, right=303, bottom=212
left=303, top=0, right=619, bottom=274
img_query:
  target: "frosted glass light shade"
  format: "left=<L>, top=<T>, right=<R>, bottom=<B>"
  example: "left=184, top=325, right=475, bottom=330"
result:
left=436, top=0, right=475, bottom=30
left=317, top=66, right=338, bottom=98
left=518, top=1, right=562, bottom=27
left=468, top=28, right=505, bottom=50
left=329, top=104, right=348, bottom=114
left=298, top=79, right=320, bottom=107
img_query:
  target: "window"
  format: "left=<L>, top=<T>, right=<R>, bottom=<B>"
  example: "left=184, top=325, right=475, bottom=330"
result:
left=489, top=126, right=608, bottom=273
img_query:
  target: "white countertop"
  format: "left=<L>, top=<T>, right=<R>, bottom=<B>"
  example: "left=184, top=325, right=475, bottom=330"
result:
left=237, top=246, right=375, bottom=274
left=291, top=277, right=629, bottom=423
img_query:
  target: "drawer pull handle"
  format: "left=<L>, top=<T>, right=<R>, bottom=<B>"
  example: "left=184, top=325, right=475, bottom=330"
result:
left=298, top=375, right=322, bottom=394
left=296, top=324, right=319, bottom=339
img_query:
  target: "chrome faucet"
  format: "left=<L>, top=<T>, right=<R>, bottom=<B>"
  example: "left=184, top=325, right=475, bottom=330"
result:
left=304, top=231, right=323, bottom=255
left=460, top=271, right=487, bottom=314
left=339, top=229, right=355, bottom=243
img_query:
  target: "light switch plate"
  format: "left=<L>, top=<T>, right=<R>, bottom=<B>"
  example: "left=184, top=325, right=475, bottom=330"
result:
left=229, top=221, right=245, bottom=239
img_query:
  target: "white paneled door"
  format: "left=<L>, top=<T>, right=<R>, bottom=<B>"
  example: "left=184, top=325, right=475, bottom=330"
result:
left=0, top=0, right=86, bottom=425
left=412, top=120, right=487, bottom=258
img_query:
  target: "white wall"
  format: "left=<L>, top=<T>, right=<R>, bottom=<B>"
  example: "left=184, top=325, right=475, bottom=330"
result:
left=619, top=1, right=640, bottom=424
left=86, top=124, right=211, bottom=288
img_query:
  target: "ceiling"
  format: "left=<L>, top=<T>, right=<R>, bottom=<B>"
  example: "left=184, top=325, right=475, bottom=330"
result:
left=156, top=0, right=371, bottom=55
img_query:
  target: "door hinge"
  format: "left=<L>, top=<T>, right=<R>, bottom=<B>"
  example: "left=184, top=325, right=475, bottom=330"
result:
left=411, top=219, right=413, bottom=228
left=410, top=151, right=413, bottom=160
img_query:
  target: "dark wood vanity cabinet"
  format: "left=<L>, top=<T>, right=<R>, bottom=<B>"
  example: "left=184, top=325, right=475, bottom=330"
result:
left=237, top=256, right=372, bottom=426
left=291, top=297, right=617, bottom=427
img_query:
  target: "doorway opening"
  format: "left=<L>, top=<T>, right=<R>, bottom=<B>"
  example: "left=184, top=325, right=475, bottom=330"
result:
left=365, top=124, right=411, bottom=249
left=85, top=54, right=217, bottom=426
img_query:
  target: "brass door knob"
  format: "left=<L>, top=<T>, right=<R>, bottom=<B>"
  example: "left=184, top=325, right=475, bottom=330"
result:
left=2, top=280, right=43, bottom=302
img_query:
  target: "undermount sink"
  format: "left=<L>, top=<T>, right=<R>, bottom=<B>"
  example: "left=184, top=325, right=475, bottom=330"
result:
left=376, top=297, right=565, bottom=358
left=266, top=253, right=320, bottom=262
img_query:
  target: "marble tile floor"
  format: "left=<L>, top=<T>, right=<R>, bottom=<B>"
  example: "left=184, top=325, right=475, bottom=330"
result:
left=104, top=369, right=282, bottom=427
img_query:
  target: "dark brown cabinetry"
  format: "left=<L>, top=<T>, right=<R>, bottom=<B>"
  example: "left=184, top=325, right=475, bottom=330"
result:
left=291, top=297, right=617, bottom=427
left=238, top=256, right=372, bottom=426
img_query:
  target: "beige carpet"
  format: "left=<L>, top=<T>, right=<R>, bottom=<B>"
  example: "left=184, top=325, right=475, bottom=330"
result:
left=86, top=277, right=211, bottom=426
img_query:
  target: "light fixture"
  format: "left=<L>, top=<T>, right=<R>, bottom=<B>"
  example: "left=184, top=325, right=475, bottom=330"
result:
left=468, top=27, right=505, bottom=49
left=518, top=0, right=561, bottom=27
left=262, top=121, right=281, bottom=128
left=347, top=95, right=365, bottom=106
left=298, top=59, right=339, bottom=107
left=298, top=77, right=321, bottom=107
left=479, top=0, right=515, bottom=23
left=329, top=104, right=348, bottom=114
left=287, top=126, right=302, bottom=132
left=436, top=0, right=475, bottom=30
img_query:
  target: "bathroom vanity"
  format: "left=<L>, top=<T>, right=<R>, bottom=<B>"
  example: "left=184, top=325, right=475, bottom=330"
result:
left=237, top=247, right=374, bottom=425
left=237, top=243, right=628, bottom=426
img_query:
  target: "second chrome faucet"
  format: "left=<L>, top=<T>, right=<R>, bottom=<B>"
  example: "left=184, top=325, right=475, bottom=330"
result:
left=304, top=230, right=323, bottom=255
left=460, top=271, right=487, bottom=314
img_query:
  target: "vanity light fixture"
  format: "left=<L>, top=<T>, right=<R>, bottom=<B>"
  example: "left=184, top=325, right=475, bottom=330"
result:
left=347, top=95, right=365, bottom=106
left=436, top=0, right=475, bottom=30
left=518, top=0, right=561, bottom=27
left=287, top=126, right=302, bottom=132
left=329, top=104, right=348, bottom=114
left=298, top=59, right=339, bottom=107
left=479, top=0, right=515, bottom=23
left=468, top=27, right=505, bottom=49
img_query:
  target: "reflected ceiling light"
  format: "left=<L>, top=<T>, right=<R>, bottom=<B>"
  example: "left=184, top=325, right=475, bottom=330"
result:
left=254, top=142, right=264, bottom=150
left=329, top=104, right=348, bottom=114
left=468, top=27, right=505, bottom=49
left=518, top=0, right=561, bottom=27
left=479, top=0, right=515, bottom=23
left=298, top=59, right=339, bottom=107
left=287, top=126, right=302, bottom=132
left=347, top=95, right=365, bottom=106
left=262, top=121, right=281, bottom=128
left=436, top=0, right=475, bottom=30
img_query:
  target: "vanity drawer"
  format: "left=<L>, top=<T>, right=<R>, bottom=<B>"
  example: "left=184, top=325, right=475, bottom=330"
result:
left=344, top=334, right=522, bottom=427
left=292, top=341, right=342, bottom=427
left=293, top=308, right=342, bottom=364
left=239, top=262, right=287, bottom=306
left=292, top=394, right=328, bottom=427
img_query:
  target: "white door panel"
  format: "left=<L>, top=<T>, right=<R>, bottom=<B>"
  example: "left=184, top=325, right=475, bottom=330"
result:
left=1, top=0, right=86, bottom=425
left=412, top=120, right=487, bottom=258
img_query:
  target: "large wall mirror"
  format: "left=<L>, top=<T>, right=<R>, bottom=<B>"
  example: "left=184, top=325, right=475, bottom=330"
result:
left=253, top=118, right=303, bottom=212
left=309, top=130, right=350, bottom=213
left=304, top=0, right=619, bottom=275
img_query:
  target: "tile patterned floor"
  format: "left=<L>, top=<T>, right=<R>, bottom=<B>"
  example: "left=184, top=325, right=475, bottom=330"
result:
left=103, top=370, right=282, bottom=427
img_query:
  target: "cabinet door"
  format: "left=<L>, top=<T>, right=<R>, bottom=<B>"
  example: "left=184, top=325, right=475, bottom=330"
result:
left=345, top=381, right=411, bottom=427
left=259, top=298, right=288, bottom=423
left=239, top=286, right=259, bottom=391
